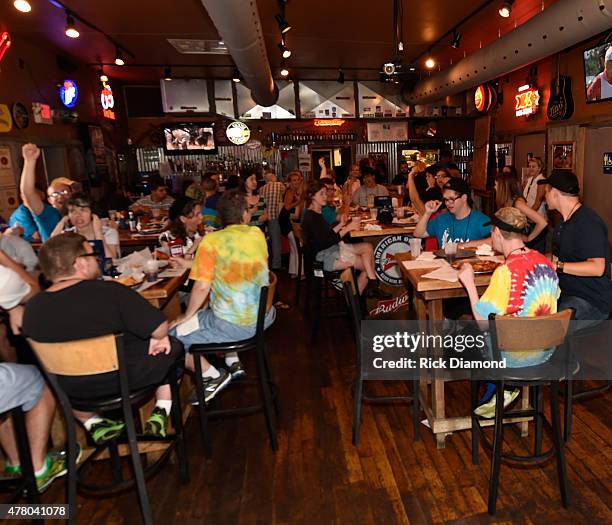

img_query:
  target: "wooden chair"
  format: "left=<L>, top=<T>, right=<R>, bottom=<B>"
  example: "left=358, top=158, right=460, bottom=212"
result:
left=471, top=309, right=574, bottom=515
left=341, top=268, right=420, bottom=445
left=190, top=272, right=279, bottom=456
left=28, top=334, right=188, bottom=525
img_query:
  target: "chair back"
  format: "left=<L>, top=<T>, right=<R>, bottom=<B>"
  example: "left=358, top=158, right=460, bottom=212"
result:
left=27, top=334, right=122, bottom=376
left=488, top=309, right=573, bottom=355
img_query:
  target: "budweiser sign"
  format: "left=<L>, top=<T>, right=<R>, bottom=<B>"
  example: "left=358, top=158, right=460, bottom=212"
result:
left=369, top=291, right=410, bottom=317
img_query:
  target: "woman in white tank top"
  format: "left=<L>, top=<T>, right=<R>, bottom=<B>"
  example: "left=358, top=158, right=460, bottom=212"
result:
left=523, top=157, right=547, bottom=218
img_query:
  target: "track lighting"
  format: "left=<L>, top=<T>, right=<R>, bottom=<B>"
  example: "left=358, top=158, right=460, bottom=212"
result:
left=65, top=12, right=79, bottom=39
left=280, top=64, right=289, bottom=77
left=232, top=68, right=241, bottom=83
left=275, top=14, right=291, bottom=34
left=337, top=68, right=345, bottom=84
left=425, top=57, right=436, bottom=69
left=278, top=40, right=291, bottom=59
left=163, top=67, right=172, bottom=81
left=13, top=0, right=32, bottom=13
left=450, top=30, right=462, bottom=49
left=99, top=69, right=108, bottom=82
left=498, top=0, right=513, bottom=18
left=114, top=49, right=125, bottom=66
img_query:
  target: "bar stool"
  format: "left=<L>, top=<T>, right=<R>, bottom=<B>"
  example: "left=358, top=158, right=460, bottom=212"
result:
left=0, top=406, right=40, bottom=523
left=471, top=309, right=574, bottom=515
left=291, top=222, right=305, bottom=308
left=28, top=334, right=188, bottom=525
left=189, top=273, right=279, bottom=456
left=341, top=269, right=420, bottom=445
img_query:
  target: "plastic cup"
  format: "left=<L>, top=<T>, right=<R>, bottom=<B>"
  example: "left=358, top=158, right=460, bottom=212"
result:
left=444, top=242, right=457, bottom=263
left=397, top=207, right=405, bottom=218
left=370, top=208, right=377, bottom=220
left=409, top=238, right=421, bottom=258
left=144, top=259, right=159, bottom=282
left=108, top=210, right=117, bottom=221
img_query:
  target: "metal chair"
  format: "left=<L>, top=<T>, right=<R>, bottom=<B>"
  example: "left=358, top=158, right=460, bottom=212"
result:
left=471, top=309, right=574, bottom=515
left=28, top=334, right=188, bottom=525
left=341, top=268, right=420, bottom=445
left=189, top=272, right=279, bottom=456
left=0, top=406, right=41, bottom=523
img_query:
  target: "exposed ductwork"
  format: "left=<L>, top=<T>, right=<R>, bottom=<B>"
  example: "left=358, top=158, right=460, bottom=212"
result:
left=201, top=0, right=278, bottom=107
left=408, top=0, right=612, bottom=104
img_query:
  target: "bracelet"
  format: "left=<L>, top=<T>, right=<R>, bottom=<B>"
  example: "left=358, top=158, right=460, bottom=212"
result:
left=556, top=260, right=564, bottom=274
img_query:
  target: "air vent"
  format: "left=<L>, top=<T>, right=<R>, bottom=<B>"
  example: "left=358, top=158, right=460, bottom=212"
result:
left=167, top=39, right=229, bottom=55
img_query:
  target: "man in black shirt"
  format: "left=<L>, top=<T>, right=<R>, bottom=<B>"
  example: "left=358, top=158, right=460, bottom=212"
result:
left=538, top=170, right=612, bottom=321
left=23, top=233, right=182, bottom=442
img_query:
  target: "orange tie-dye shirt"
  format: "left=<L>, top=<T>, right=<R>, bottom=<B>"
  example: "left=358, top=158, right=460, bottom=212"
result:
left=190, top=224, right=269, bottom=326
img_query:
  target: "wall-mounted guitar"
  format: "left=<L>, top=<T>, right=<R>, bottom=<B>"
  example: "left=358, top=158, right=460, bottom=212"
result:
left=547, top=53, right=574, bottom=121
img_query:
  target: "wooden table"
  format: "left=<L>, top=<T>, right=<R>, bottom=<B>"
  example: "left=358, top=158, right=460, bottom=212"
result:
left=118, top=231, right=160, bottom=252
left=395, top=252, right=530, bottom=448
left=139, top=268, right=190, bottom=320
left=349, top=222, right=417, bottom=238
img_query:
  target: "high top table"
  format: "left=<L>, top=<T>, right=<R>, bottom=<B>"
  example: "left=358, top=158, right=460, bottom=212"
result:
left=395, top=252, right=530, bottom=448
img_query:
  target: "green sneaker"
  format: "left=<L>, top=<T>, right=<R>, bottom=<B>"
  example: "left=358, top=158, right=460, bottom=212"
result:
left=144, top=407, right=168, bottom=438
left=36, top=454, right=66, bottom=493
left=3, top=462, right=20, bottom=478
left=474, top=388, right=521, bottom=419
left=3, top=443, right=82, bottom=480
left=89, top=418, right=125, bottom=445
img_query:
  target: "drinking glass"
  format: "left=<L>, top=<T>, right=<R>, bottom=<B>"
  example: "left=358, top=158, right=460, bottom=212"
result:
left=367, top=194, right=375, bottom=208
left=144, top=259, right=159, bottom=282
left=409, top=238, right=421, bottom=258
left=397, top=207, right=405, bottom=219
left=370, top=208, right=377, bottom=220
left=444, top=242, right=457, bottom=263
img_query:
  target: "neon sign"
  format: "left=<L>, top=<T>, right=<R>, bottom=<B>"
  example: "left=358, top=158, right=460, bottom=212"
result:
left=475, top=85, right=486, bottom=112
left=226, top=121, right=251, bottom=145
left=0, top=32, right=11, bottom=65
left=100, top=81, right=115, bottom=120
left=60, top=79, right=78, bottom=108
left=515, top=85, right=540, bottom=117
left=314, top=118, right=345, bottom=127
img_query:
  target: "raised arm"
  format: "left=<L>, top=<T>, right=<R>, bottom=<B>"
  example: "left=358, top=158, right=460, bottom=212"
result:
left=414, top=200, right=441, bottom=238
left=406, top=168, right=425, bottom=216
left=19, top=144, right=44, bottom=216
left=531, top=183, right=546, bottom=213
left=514, top=197, right=547, bottom=242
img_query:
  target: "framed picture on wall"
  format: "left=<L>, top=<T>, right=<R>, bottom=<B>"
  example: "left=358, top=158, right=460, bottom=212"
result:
left=551, top=141, right=575, bottom=171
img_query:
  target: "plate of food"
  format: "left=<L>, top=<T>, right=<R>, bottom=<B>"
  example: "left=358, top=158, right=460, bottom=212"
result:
left=451, top=259, right=500, bottom=274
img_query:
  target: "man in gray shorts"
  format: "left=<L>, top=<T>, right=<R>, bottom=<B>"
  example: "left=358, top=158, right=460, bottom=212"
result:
left=0, top=265, right=69, bottom=492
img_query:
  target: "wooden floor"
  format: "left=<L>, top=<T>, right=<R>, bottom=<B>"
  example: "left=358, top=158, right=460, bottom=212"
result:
left=12, top=276, right=612, bottom=524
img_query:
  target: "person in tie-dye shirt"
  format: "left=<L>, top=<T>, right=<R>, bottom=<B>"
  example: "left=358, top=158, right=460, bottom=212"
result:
left=170, top=190, right=275, bottom=402
left=458, top=207, right=560, bottom=417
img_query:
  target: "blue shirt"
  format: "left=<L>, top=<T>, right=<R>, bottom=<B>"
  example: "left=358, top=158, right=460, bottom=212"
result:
left=427, top=209, right=491, bottom=247
left=32, top=205, right=61, bottom=242
left=9, top=205, right=39, bottom=242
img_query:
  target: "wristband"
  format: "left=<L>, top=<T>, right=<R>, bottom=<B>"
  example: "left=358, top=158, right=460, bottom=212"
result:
left=556, top=260, right=564, bottom=274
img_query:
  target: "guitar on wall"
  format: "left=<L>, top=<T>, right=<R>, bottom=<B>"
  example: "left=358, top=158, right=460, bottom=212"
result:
left=547, top=53, right=574, bottom=121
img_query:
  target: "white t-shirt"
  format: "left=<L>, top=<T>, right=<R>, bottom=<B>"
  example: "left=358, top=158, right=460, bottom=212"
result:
left=523, top=174, right=546, bottom=218
left=0, top=266, right=31, bottom=310
left=0, top=234, right=38, bottom=272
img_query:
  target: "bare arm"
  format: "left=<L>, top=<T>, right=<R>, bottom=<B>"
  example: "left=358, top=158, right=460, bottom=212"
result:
left=0, top=250, right=39, bottom=295
left=169, top=280, right=211, bottom=330
left=531, top=183, right=546, bottom=212
left=19, top=144, right=44, bottom=216
left=406, top=170, right=425, bottom=216
left=514, top=197, right=547, bottom=242
left=414, top=200, right=441, bottom=238
left=561, top=258, right=606, bottom=277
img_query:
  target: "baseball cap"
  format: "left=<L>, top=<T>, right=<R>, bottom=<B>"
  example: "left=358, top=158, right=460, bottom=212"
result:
left=536, top=169, right=580, bottom=195
left=48, top=177, right=76, bottom=188
left=442, top=177, right=470, bottom=195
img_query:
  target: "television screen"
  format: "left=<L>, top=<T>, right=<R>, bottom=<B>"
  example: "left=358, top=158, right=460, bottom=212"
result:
left=583, top=43, right=612, bottom=103
left=162, top=123, right=217, bottom=155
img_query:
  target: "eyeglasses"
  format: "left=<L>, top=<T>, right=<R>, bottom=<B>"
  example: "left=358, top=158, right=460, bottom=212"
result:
left=443, top=196, right=461, bottom=204
left=49, top=190, right=70, bottom=198
left=76, top=252, right=99, bottom=260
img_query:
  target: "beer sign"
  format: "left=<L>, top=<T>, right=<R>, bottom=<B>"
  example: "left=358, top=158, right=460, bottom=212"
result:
left=515, top=84, right=540, bottom=117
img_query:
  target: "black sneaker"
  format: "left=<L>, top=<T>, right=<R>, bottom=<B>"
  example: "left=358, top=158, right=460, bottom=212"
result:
left=330, top=278, right=343, bottom=291
left=202, top=369, right=232, bottom=403
left=144, top=406, right=169, bottom=438
left=365, top=284, right=391, bottom=299
left=228, top=361, right=246, bottom=380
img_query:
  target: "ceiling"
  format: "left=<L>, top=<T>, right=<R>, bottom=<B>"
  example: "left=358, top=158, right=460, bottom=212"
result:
left=1, top=0, right=559, bottom=85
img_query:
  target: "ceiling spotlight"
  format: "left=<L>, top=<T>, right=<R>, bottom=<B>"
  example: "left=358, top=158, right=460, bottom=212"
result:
left=425, top=57, right=436, bottom=69
left=232, top=68, right=241, bottom=83
left=163, top=67, right=172, bottom=81
left=398, top=41, right=404, bottom=52
left=280, top=65, right=289, bottom=77
left=383, top=62, right=396, bottom=76
left=99, top=69, right=108, bottom=82
left=450, top=30, right=462, bottom=49
left=275, top=14, right=292, bottom=34
left=65, top=12, right=79, bottom=39
left=337, top=68, right=345, bottom=84
left=114, top=49, right=125, bottom=66
left=278, top=40, right=291, bottom=59
left=13, top=0, right=32, bottom=13
left=498, top=0, right=513, bottom=18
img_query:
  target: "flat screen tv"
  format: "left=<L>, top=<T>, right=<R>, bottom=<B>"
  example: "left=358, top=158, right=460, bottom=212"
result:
left=162, top=123, right=217, bottom=155
left=583, top=42, right=612, bottom=103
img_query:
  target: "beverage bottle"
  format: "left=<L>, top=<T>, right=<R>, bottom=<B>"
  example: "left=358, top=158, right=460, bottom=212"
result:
left=168, top=238, right=184, bottom=258
left=128, top=211, right=136, bottom=232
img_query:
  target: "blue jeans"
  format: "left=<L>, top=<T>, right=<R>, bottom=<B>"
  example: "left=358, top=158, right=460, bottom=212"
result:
left=559, top=295, right=609, bottom=325
left=267, top=218, right=282, bottom=269
left=170, top=307, right=276, bottom=352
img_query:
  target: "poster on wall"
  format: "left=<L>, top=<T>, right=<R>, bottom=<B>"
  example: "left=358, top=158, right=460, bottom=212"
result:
left=367, top=122, right=408, bottom=142
left=551, top=142, right=575, bottom=171
left=604, top=152, right=612, bottom=175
